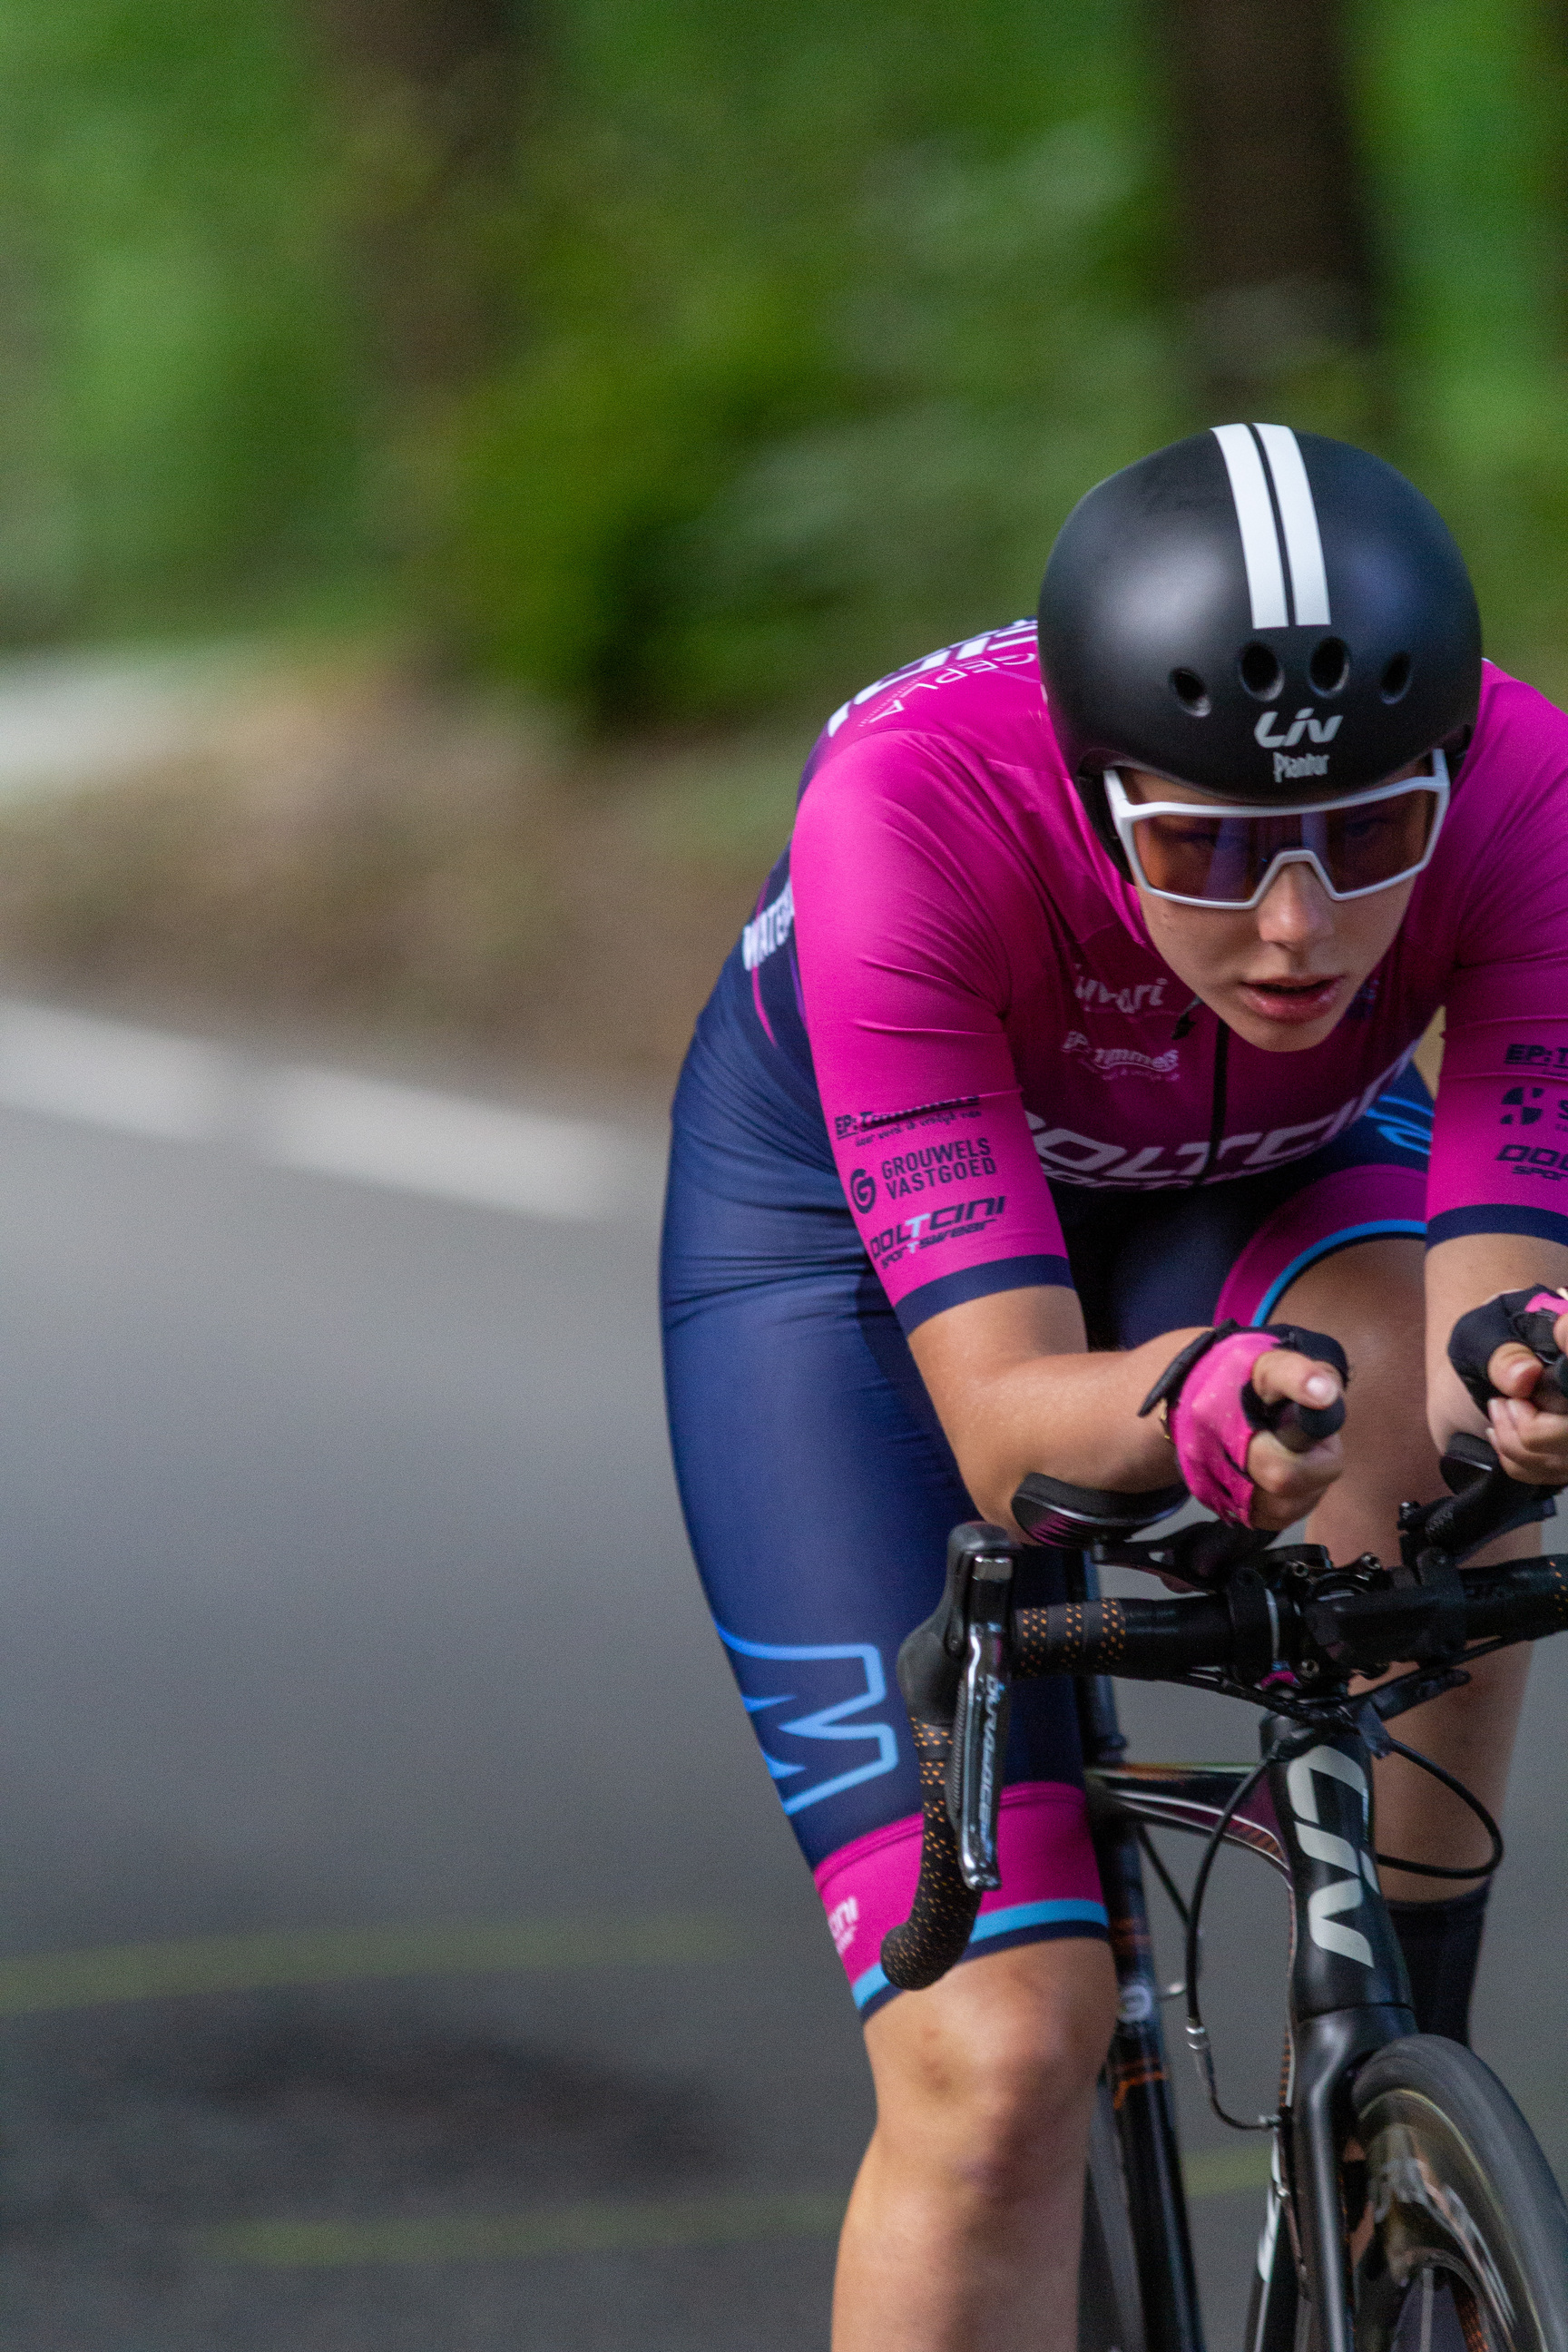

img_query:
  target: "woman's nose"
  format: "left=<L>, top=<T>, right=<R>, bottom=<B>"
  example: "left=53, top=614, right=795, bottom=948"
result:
left=1257, top=857, right=1335, bottom=945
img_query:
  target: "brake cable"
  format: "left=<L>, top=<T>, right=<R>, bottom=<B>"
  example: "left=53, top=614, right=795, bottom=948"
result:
left=1135, top=1823, right=1190, bottom=1929
left=1178, top=1715, right=1503, bottom=2136
left=1135, top=1823, right=1192, bottom=1999
left=1369, top=1730, right=1504, bottom=1881
left=1181, top=1757, right=1278, bottom=2132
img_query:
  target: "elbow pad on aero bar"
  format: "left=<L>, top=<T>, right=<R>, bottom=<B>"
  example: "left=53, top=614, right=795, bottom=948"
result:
left=1448, top=1287, right=1568, bottom=1415
left=1139, top=1320, right=1349, bottom=1526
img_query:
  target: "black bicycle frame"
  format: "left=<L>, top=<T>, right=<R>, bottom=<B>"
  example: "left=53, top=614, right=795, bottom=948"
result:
left=1073, top=1555, right=1417, bottom=2352
left=1069, top=1546, right=1205, bottom=2352
left=1077, top=1667, right=1206, bottom=2352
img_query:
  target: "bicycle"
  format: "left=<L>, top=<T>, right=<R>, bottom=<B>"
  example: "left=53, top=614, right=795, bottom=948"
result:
left=881, top=1426, right=1568, bottom=2352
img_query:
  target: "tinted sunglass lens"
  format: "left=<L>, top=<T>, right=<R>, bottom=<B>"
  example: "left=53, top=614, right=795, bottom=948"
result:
left=1320, top=789, right=1436, bottom=889
left=1135, top=813, right=1264, bottom=903
left=1133, top=787, right=1436, bottom=903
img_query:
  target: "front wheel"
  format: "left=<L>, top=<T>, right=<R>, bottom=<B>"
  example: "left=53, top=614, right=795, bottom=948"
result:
left=1352, top=2034, right=1568, bottom=2352
left=1080, top=2082, right=1145, bottom=2352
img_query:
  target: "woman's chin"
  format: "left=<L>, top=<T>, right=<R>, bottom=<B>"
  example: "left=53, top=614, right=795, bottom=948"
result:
left=1227, top=1004, right=1346, bottom=1052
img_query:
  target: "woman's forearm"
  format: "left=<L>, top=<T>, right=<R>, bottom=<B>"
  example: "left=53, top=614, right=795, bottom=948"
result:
left=907, top=1288, right=1200, bottom=1526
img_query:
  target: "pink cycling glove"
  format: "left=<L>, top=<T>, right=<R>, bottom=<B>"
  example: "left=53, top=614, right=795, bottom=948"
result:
left=1140, top=1321, right=1348, bottom=1526
left=1167, top=1332, right=1288, bottom=1524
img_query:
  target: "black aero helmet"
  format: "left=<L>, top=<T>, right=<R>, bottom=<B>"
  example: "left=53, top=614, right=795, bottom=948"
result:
left=1037, top=424, right=1482, bottom=857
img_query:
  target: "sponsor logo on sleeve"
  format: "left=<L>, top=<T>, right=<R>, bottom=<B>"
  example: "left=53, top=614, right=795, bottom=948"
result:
left=1494, top=1083, right=1568, bottom=1158
left=1504, top=1041, right=1568, bottom=1070
left=1496, top=1143, right=1568, bottom=1182
left=834, top=1094, right=983, bottom=1145
left=848, top=1166, right=877, bottom=1212
left=867, top=1192, right=1008, bottom=1269
left=877, top=1136, right=997, bottom=1199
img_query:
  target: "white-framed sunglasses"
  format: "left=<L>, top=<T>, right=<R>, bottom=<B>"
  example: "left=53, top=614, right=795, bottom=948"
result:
left=1104, top=751, right=1450, bottom=911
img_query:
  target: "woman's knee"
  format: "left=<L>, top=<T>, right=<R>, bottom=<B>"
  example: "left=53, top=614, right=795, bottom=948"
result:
left=1280, top=1239, right=1426, bottom=1431
left=1279, top=1237, right=1440, bottom=1538
left=865, top=1938, right=1117, bottom=2200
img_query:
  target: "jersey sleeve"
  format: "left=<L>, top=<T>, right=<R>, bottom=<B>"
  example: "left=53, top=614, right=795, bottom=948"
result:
left=1426, top=702, right=1568, bottom=1252
left=791, top=736, right=1072, bottom=1333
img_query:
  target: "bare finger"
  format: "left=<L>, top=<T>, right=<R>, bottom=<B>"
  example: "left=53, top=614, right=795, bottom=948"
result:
left=1249, top=1348, right=1343, bottom=1412
left=1487, top=1340, right=1544, bottom=1400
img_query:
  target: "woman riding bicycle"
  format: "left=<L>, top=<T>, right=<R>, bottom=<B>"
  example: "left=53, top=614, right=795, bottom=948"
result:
left=661, top=425, right=1568, bottom=2351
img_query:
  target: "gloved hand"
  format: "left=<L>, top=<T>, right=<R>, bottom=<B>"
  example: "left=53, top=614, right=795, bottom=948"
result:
left=1448, top=1286, right=1568, bottom=1491
left=1140, top=1319, right=1349, bottom=1527
left=1448, top=1287, right=1568, bottom=1413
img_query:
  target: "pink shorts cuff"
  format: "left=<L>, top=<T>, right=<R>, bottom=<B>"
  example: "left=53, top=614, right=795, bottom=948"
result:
left=812, top=1780, right=1107, bottom=2014
left=1217, top=1165, right=1426, bottom=1329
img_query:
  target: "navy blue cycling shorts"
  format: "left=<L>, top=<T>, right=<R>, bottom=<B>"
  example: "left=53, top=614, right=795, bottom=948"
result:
left=661, top=1007, right=1431, bottom=2020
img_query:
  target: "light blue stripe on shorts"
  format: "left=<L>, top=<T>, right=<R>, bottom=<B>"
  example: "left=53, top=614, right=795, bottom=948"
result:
left=849, top=1896, right=1111, bottom=2011
left=1253, top=1218, right=1425, bottom=1326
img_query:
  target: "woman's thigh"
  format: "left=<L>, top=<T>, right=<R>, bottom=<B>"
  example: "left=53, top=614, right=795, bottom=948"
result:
left=1051, top=1058, right=1434, bottom=1348
left=662, top=1181, right=1106, bottom=2022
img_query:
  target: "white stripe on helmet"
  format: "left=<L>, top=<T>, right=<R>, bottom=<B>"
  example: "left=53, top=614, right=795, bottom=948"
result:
left=1254, top=423, right=1331, bottom=626
left=1210, top=424, right=1288, bottom=629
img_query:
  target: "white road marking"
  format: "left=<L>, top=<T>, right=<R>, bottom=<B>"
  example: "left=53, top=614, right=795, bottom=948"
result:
left=260, top=1067, right=631, bottom=1221
left=0, top=997, right=655, bottom=1223
left=0, top=647, right=250, bottom=797
left=0, top=1002, right=232, bottom=1139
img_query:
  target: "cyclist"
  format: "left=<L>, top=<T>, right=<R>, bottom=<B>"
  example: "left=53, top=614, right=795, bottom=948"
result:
left=661, top=425, right=1568, bottom=2350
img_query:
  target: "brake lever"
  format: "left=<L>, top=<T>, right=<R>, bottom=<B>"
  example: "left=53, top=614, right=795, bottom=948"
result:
left=895, top=1524, right=1018, bottom=1892
left=946, top=1551, right=1013, bottom=1891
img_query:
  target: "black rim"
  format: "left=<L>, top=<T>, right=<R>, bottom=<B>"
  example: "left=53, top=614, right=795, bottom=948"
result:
left=1356, top=2100, right=1534, bottom=2351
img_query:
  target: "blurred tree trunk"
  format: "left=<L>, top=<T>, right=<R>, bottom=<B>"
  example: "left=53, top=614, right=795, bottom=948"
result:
left=1156, top=0, right=1381, bottom=425
left=307, top=0, right=527, bottom=406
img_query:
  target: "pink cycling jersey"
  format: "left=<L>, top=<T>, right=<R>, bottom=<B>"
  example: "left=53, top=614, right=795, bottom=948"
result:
left=767, top=627, right=1568, bottom=1333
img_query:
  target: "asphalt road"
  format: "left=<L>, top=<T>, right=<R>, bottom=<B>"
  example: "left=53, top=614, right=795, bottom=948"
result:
left=0, top=1008, right=1563, bottom=2349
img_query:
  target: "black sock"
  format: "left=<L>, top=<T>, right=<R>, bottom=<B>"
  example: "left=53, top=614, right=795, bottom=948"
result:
left=1386, top=1883, right=1492, bottom=2043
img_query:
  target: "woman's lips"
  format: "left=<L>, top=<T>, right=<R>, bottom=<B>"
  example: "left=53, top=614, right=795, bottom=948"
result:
left=1235, top=975, right=1346, bottom=1025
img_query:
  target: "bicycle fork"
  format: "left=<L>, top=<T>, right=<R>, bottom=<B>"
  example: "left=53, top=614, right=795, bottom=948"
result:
left=1081, top=1688, right=1418, bottom=2352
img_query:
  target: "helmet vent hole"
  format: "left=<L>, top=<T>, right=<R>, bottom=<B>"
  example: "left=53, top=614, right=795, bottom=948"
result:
left=1308, top=636, right=1350, bottom=694
left=1170, top=667, right=1210, bottom=715
left=1380, top=652, right=1412, bottom=702
left=1239, top=642, right=1283, bottom=701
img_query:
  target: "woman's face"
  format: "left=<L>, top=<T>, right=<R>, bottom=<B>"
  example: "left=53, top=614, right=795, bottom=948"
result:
left=1122, top=768, right=1417, bottom=1054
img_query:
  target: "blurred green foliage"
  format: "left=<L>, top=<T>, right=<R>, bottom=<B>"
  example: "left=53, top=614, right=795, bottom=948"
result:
left=441, top=0, right=1172, bottom=718
left=0, top=0, right=1565, bottom=719
left=1361, top=0, right=1568, bottom=699
left=0, top=0, right=357, bottom=639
